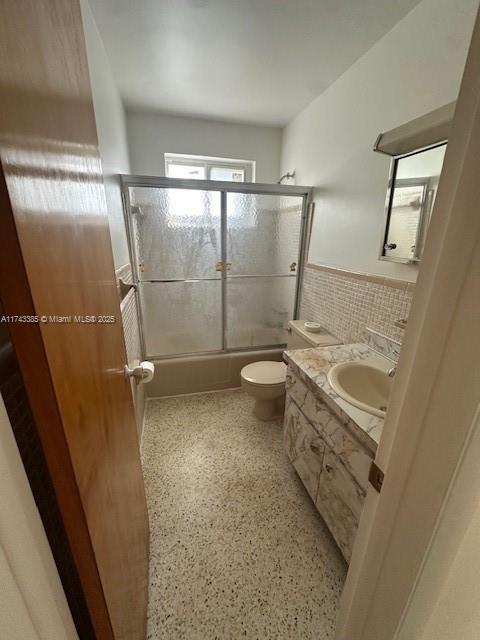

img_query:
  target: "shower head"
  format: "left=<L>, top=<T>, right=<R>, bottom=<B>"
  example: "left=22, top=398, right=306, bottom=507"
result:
left=278, top=171, right=295, bottom=184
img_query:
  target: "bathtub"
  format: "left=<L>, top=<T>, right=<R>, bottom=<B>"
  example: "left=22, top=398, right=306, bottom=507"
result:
left=146, top=348, right=284, bottom=398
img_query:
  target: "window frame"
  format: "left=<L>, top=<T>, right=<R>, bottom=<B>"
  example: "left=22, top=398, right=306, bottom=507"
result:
left=165, top=153, right=255, bottom=183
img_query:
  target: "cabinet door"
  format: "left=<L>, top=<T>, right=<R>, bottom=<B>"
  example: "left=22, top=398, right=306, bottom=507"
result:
left=316, top=448, right=365, bottom=562
left=284, top=397, right=325, bottom=501
left=286, top=368, right=373, bottom=491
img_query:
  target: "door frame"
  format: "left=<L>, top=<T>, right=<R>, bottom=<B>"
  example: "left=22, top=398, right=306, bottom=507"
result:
left=0, top=394, right=78, bottom=640
left=120, top=175, right=313, bottom=359
left=336, top=6, right=480, bottom=639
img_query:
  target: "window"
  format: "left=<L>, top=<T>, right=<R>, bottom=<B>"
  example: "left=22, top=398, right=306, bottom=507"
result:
left=165, top=153, right=255, bottom=182
left=167, top=163, right=206, bottom=180
left=209, top=166, right=245, bottom=182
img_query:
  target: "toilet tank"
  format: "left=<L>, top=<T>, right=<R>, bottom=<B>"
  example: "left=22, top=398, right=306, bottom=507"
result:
left=286, top=320, right=342, bottom=350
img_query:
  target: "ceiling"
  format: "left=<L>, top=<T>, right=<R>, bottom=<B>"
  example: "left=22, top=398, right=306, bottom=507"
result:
left=90, top=0, right=422, bottom=127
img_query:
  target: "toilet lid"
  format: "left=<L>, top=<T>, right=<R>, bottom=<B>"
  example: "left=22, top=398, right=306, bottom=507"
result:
left=241, top=361, right=287, bottom=385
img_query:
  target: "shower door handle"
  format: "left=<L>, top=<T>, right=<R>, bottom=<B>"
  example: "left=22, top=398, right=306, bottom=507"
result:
left=215, top=261, right=231, bottom=272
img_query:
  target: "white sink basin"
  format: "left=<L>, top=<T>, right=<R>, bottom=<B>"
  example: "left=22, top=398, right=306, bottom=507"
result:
left=327, top=361, right=392, bottom=418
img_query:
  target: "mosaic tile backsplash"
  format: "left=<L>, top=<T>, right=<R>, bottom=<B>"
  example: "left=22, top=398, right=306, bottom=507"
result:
left=300, top=264, right=414, bottom=344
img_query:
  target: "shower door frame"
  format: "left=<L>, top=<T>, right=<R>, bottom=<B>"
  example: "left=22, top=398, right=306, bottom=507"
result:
left=121, top=175, right=313, bottom=360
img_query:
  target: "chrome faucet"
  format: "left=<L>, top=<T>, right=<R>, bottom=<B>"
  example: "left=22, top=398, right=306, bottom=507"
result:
left=388, top=366, right=397, bottom=378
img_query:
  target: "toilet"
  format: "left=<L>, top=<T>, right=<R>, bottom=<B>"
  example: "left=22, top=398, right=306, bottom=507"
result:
left=240, top=320, right=342, bottom=421
left=241, top=361, right=287, bottom=421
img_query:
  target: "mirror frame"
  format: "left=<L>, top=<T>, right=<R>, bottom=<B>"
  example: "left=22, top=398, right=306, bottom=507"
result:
left=379, top=141, right=447, bottom=264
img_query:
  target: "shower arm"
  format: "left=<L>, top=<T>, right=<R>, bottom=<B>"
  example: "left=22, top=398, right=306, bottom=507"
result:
left=278, top=170, right=295, bottom=184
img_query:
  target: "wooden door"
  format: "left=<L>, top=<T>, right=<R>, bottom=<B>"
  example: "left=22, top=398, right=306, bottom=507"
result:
left=0, top=1, right=149, bottom=639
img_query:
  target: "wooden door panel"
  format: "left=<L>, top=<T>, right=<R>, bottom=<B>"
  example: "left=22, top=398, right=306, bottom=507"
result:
left=0, top=2, right=149, bottom=639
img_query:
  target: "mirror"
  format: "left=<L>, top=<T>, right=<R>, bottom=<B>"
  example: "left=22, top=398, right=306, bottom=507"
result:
left=380, top=143, right=447, bottom=263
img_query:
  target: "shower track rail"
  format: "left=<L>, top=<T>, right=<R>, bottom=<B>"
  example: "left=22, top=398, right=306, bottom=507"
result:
left=120, top=174, right=314, bottom=360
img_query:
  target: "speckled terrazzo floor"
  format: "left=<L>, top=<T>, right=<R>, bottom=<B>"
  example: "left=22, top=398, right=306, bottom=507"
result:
left=142, top=389, right=347, bottom=639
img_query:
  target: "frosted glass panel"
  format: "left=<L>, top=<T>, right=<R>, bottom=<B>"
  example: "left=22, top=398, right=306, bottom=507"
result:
left=130, top=186, right=221, bottom=280
left=210, top=167, right=244, bottom=182
left=387, top=185, right=424, bottom=259
left=141, top=281, right=222, bottom=356
left=226, top=276, right=296, bottom=349
left=226, top=193, right=303, bottom=275
left=126, top=183, right=306, bottom=357
left=167, top=164, right=206, bottom=179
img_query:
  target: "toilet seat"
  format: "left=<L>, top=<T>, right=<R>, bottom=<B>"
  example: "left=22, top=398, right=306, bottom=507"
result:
left=241, top=361, right=287, bottom=386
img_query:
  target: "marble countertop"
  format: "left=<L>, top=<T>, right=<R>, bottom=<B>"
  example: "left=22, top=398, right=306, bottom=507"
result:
left=284, top=343, right=392, bottom=448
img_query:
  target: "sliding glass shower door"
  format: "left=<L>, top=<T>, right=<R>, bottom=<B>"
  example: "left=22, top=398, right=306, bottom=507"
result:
left=226, top=193, right=303, bottom=349
left=123, top=178, right=311, bottom=359
left=129, top=186, right=223, bottom=356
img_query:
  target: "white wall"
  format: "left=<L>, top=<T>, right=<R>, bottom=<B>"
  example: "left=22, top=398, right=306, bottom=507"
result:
left=81, top=0, right=130, bottom=269
left=397, top=406, right=480, bottom=640
left=418, top=496, right=480, bottom=640
left=281, top=0, right=478, bottom=282
left=126, top=110, right=282, bottom=184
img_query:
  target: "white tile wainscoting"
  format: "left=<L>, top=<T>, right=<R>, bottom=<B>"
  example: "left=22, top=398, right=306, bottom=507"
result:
left=300, top=263, right=414, bottom=344
left=116, top=263, right=144, bottom=439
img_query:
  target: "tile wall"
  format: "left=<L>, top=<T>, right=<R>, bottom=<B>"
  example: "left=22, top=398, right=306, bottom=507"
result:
left=116, top=263, right=144, bottom=439
left=300, top=263, right=414, bottom=344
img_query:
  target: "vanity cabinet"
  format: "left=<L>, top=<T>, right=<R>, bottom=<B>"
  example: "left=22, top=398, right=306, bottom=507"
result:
left=283, top=367, right=375, bottom=562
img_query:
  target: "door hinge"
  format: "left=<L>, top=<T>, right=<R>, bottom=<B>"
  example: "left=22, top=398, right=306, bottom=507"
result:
left=369, top=460, right=384, bottom=493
